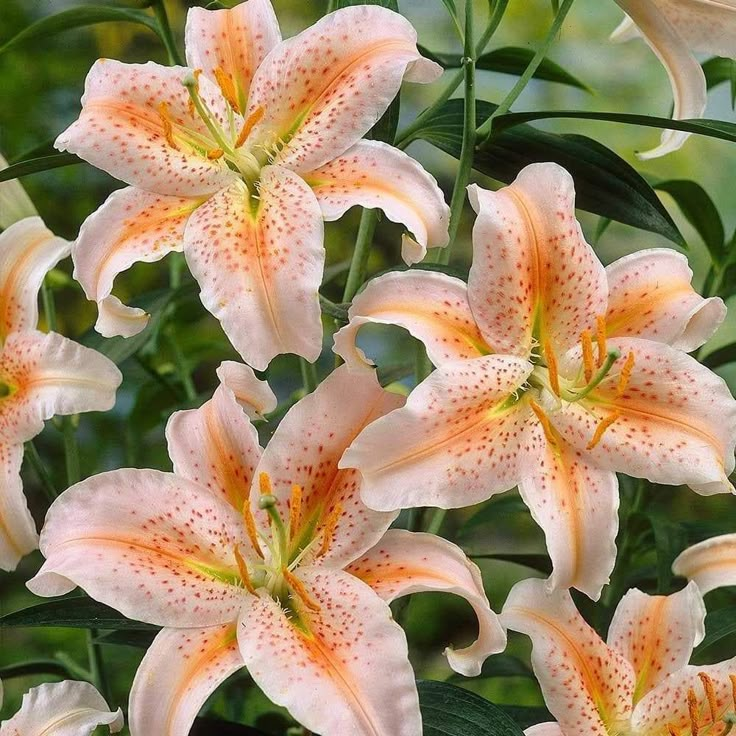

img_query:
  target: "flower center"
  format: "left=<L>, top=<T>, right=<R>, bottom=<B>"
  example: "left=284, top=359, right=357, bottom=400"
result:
left=664, top=672, right=736, bottom=736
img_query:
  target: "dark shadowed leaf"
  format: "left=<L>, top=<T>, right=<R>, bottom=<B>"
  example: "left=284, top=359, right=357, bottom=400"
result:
left=335, top=0, right=399, bottom=9
left=702, top=342, right=736, bottom=369
left=0, top=154, right=82, bottom=183
left=410, top=99, right=683, bottom=246
left=703, top=57, right=736, bottom=108
left=418, top=680, right=526, bottom=735
left=693, top=606, right=736, bottom=659
left=448, top=654, right=533, bottom=683
left=191, top=718, right=269, bottom=735
left=94, top=630, right=159, bottom=648
left=0, top=6, right=160, bottom=55
left=499, top=706, right=554, bottom=730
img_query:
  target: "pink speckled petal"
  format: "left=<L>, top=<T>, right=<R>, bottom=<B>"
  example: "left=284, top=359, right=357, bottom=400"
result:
left=605, top=249, right=725, bottom=351
left=237, top=566, right=421, bottom=736
left=607, top=582, right=705, bottom=703
left=2, top=681, right=123, bottom=735
left=245, top=6, right=441, bottom=173
left=341, top=355, right=539, bottom=511
left=333, top=270, right=488, bottom=371
left=183, top=166, right=324, bottom=370
left=555, top=337, right=736, bottom=495
left=55, top=60, right=238, bottom=196
left=614, top=1, right=706, bottom=159
left=0, top=330, right=121, bottom=444
left=347, top=529, right=506, bottom=676
left=27, top=469, right=249, bottom=628
left=0, top=217, right=70, bottom=340
left=673, top=533, right=736, bottom=595
left=166, top=383, right=262, bottom=512
left=518, top=442, right=619, bottom=601
left=467, top=165, right=607, bottom=357
left=185, top=0, right=281, bottom=112
left=501, top=578, right=636, bottom=736
left=215, top=360, right=276, bottom=419
left=305, top=140, right=449, bottom=264
left=253, top=365, right=401, bottom=568
left=0, top=442, right=38, bottom=572
left=129, top=624, right=243, bottom=736
left=524, top=725, right=565, bottom=736
left=632, top=658, right=736, bottom=733
left=72, top=187, right=204, bottom=337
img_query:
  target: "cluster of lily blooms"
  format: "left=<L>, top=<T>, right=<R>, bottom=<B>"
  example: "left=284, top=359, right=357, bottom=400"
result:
left=2, top=1, right=736, bottom=734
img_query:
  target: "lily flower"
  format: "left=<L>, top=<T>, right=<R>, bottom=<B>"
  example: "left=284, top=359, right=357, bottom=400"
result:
left=0, top=217, right=121, bottom=572
left=335, top=162, right=735, bottom=601
left=673, top=533, right=736, bottom=594
left=612, top=0, right=736, bottom=159
left=28, top=364, right=503, bottom=736
left=0, top=679, right=123, bottom=735
left=503, top=578, right=736, bottom=736
left=61, top=0, right=449, bottom=369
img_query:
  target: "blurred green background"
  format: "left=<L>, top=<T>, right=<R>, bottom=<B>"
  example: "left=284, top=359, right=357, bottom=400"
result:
left=1, top=0, right=736, bottom=731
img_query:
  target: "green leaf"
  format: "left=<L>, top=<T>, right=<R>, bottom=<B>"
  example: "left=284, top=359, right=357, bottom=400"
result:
left=470, top=553, right=553, bottom=574
left=694, top=606, right=736, bottom=659
left=491, top=109, right=736, bottom=148
left=703, top=57, right=736, bottom=108
left=192, top=718, right=270, bottom=736
left=0, top=659, right=74, bottom=680
left=702, top=342, right=736, bottom=369
left=94, top=630, right=159, bottom=648
left=448, top=654, right=533, bottom=683
left=0, top=153, right=82, bottom=183
left=498, top=706, right=553, bottom=730
left=653, top=180, right=725, bottom=264
left=592, top=216, right=612, bottom=245
left=418, top=680, right=525, bottom=736
left=643, top=513, right=688, bottom=592
left=334, top=0, right=398, bottom=9
left=0, top=597, right=157, bottom=630
left=411, top=99, right=684, bottom=246
left=0, top=6, right=159, bottom=55
left=422, top=46, right=590, bottom=91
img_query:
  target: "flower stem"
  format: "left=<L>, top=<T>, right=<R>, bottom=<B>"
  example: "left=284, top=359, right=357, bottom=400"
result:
left=429, top=0, right=476, bottom=266
left=41, top=280, right=57, bottom=332
left=342, top=209, right=378, bottom=303
left=426, top=508, right=448, bottom=535
left=299, top=358, right=318, bottom=394
left=151, top=0, right=184, bottom=66
left=25, top=441, right=57, bottom=504
left=476, top=0, right=577, bottom=142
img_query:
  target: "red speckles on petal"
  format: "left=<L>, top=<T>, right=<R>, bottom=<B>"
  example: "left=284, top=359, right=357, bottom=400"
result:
left=183, top=167, right=324, bottom=370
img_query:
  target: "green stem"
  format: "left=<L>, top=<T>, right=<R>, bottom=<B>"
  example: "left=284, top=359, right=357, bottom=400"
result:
left=151, top=0, right=184, bottom=66
left=0, top=659, right=74, bottom=680
left=41, top=280, right=57, bottom=332
left=299, top=358, right=319, bottom=394
left=426, top=508, right=448, bottom=535
left=25, top=441, right=57, bottom=503
left=342, top=209, right=378, bottom=303
left=430, top=0, right=476, bottom=266
left=395, top=0, right=508, bottom=150
left=167, top=330, right=197, bottom=402
left=476, top=0, right=576, bottom=141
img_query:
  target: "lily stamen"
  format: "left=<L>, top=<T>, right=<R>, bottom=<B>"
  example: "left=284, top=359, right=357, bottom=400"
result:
left=543, top=340, right=561, bottom=397
left=666, top=725, right=681, bottom=736
left=581, top=329, right=595, bottom=383
left=289, top=484, right=303, bottom=542
left=596, top=315, right=607, bottom=367
left=688, top=687, right=701, bottom=736
left=207, top=148, right=224, bottom=160
left=529, top=399, right=557, bottom=446
left=236, top=106, right=265, bottom=148
left=699, top=672, right=719, bottom=723
left=213, top=66, right=241, bottom=113
left=586, top=410, right=622, bottom=450
left=617, top=351, right=636, bottom=398
left=234, top=544, right=256, bottom=594
left=242, top=499, right=264, bottom=559
left=283, top=568, right=321, bottom=612
left=731, top=674, right=736, bottom=709
left=259, top=472, right=273, bottom=496
left=182, top=69, right=235, bottom=157
left=319, top=502, right=343, bottom=556
left=566, top=348, right=621, bottom=402
left=157, top=102, right=179, bottom=151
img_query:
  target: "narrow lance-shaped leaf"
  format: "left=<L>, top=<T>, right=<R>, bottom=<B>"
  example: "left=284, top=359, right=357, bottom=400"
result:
left=703, top=57, right=736, bottom=109
left=0, top=6, right=160, bottom=55
left=409, top=99, right=683, bottom=245
left=0, top=154, right=82, bottom=183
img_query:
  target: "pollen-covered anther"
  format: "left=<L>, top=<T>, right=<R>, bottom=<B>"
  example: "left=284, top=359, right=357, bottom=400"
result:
left=319, top=502, right=343, bottom=556
left=207, top=148, right=224, bottom=160
left=688, top=687, right=701, bottom=736
left=581, top=329, right=595, bottom=383
left=283, top=568, right=321, bottom=612
left=289, top=484, right=303, bottom=541
left=213, top=66, right=241, bottom=113
left=666, top=725, right=681, bottom=736
left=259, top=471, right=273, bottom=496
left=543, top=340, right=561, bottom=397
left=596, top=315, right=607, bottom=367
left=586, top=410, right=622, bottom=450
left=234, top=544, right=256, bottom=594
left=698, top=672, right=719, bottom=723
left=730, top=673, right=736, bottom=709
left=236, top=106, right=265, bottom=148
left=529, top=399, right=557, bottom=446
left=157, top=101, right=179, bottom=151
left=617, top=351, right=636, bottom=398
left=242, top=499, right=264, bottom=559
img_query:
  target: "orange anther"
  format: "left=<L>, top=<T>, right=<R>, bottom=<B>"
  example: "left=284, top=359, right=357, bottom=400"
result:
left=581, top=329, right=595, bottom=383
left=242, top=500, right=264, bottom=559
left=233, top=544, right=256, bottom=594
left=289, top=484, right=303, bottom=541
left=543, top=340, right=561, bottom=397
left=157, top=101, right=179, bottom=151
left=586, top=410, right=622, bottom=450
left=236, top=106, right=264, bottom=148
left=688, top=687, right=700, bottom=736
left=617, top=351, right=635, bottom=398
left=259, top=472, right=273, bottom=496
left=596, top=315, right=607, bottom=367
left=283, top=568, right=321, bottom=612
left=666, top=725, right=681, bottom=736
left=207, top=148, right=224, bottom=160
left=529, top=399, right=557, bottom=447
left=319, top=502, right=343, bottom=557
left=213, top=66, right=241, bottom=113
left=730, top=673, right=736, bottom=709
left=698, top=672, right=718, bottom=723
